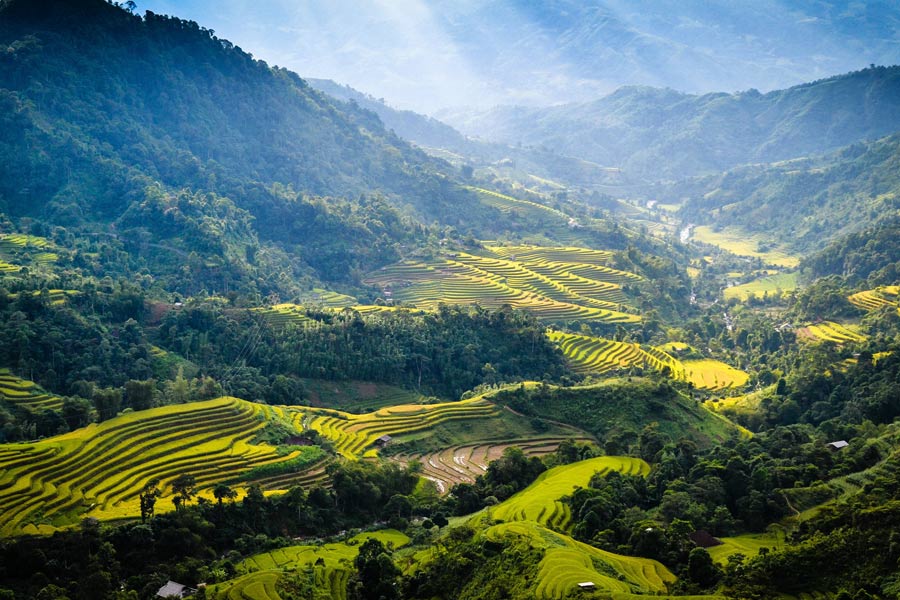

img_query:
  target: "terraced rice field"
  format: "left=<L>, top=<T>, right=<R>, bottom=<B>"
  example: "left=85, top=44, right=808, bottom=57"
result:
left=0, top=233, right=59, bottom=271
left=490, top=456, right=650, bottom=531
left=252, top=303, right=313, bottom=328
left=549, top=331, right=748, bottom=391
left=6, top=289, right=80, bottom=306
left=391, top=436, right=594, bottom=494
left=848, top=286, right=900, bottom=313
left=0, top=369, right=63, bottom=412
left=0, top=259, right=20, bottom=273
left=723, top=272, right=799, bottom=301
left=690, top=226, right=800, bottom=268
left=801, top=321, right=866, bottom=344
left=294, top=397, right=504, bottom=459
left=483, top=521, right=675, bottom=599
left=296, top=288, right=357, bottom=308
left=207, top=530, right=409, bottom=600
left=467, top=187, right=587, bottom=244
left=548, top=330, right=684, bottom=377
left=681, top=359, right=750, bottom=391
left=707, top=532, right=785, bottom=565
left=365, top=247, right=641, bottom=325
left=0, top=397, right=304, bottom=534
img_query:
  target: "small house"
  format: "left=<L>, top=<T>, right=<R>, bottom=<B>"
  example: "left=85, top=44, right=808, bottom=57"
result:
left=375, top=434, right=392, bottom=448
left=827, top=440, right=849, bottom=451
left=577, top=582, right=596, bottom=590
left=156, top=581, right=195, bottom=599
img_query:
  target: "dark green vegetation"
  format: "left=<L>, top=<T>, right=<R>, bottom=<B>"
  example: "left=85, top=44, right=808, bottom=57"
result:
left=0, top=0, right=488, bottom=297
left=2, top=0, right=900, bottom=599
left=673, top=133, right=900, bottom=253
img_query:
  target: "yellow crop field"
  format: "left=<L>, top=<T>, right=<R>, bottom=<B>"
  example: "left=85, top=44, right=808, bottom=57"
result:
left=483, top=521, right=676, bottom=599
left=707, top=532, right=786, bottom=565
left=549, top=331, right=748, bottom=391
left=490, top=456, right=649, bottom=531
left=296, top=397, right=503, bottom=459
left=0, top=369, right=63, bottom=412
left=548, top=330, right=684, bottom=377
left=0, top=398, right=305, bottom=535
left=252, top=303, right=313, bottom=328
left=723, top=272, right=799, bottom=301
left=801, top=321, right=866, bottom=344
left=681, top=359, right=750, bottom=391
left=365, top=248, right=642, bottom=325
left=848, top=286, right=900, bottom=313
left=690, top=226, right=800, bottom=268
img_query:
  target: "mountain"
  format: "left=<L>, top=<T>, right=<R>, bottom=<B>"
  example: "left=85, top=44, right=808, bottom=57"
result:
left=670, top=133, right=900, bottom=252
left=307, top=78, right=627, bottom=188
left=438, top=66, right=900, bottom=181
left=0, top=0, right=498, bottom=295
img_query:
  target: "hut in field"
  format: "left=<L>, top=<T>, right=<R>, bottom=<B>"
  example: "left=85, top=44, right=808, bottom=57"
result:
left=375, top=434, right=393, bottom=448
left=577, top=582, right=596, bottom=590
left=156, top=581, right=195, bottom=599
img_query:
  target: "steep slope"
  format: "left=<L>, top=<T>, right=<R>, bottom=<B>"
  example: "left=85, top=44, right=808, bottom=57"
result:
left=673, top=133, right=900, bottom=252
left=439, top=66, right=900, bottom=181
left=308, top=78, right=625, bottom=187
left=0, top=0, right=490, bottom=294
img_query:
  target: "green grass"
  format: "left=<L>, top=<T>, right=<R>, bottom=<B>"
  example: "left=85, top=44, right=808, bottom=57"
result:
left=299, top=379, right=429, bottom=413
left=207, top=530, right=410, bottom=600
left=490, top=456, right=650, bottom=531
left=707, top=532, right=786, bottom=565
left=723, top=272, right=799, bottom=301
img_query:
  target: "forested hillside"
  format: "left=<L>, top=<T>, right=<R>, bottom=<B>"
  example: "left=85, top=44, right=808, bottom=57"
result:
left=0, top=0, right=496, bottom=295
left=670, top=133, right=900, bottom=251
left=440, top=66, right=900, bottom=180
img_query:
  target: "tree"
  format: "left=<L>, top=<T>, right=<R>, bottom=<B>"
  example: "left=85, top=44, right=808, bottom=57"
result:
left=687, top=547, right=721, bottom=588
left=171, top=474, right=196, bottom=510
left=93, top=387, right=121, bottom=422
left=124, top=380, right=155, bottom=411
left=62, top=397, right=92, bottom=430
left=139, top=478, right=161, bottom=523
left=213, top=483, right=237, bottom=507
left=348, top=539, right=400, bottom=600
left=165, top=367, right=192, bottom=404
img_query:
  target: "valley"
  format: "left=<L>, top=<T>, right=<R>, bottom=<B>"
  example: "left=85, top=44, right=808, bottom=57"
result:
left=1, top=1, right=900, bottom=599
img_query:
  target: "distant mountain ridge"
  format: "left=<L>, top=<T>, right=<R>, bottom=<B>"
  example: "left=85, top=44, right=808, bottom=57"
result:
left=307, top=78, right=626, bottom=187
left=439, top=66, right=900, bottom=181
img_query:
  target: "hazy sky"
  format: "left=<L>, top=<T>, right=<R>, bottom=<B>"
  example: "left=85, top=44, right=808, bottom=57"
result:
left=137, top=1, right=900, bottom=114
